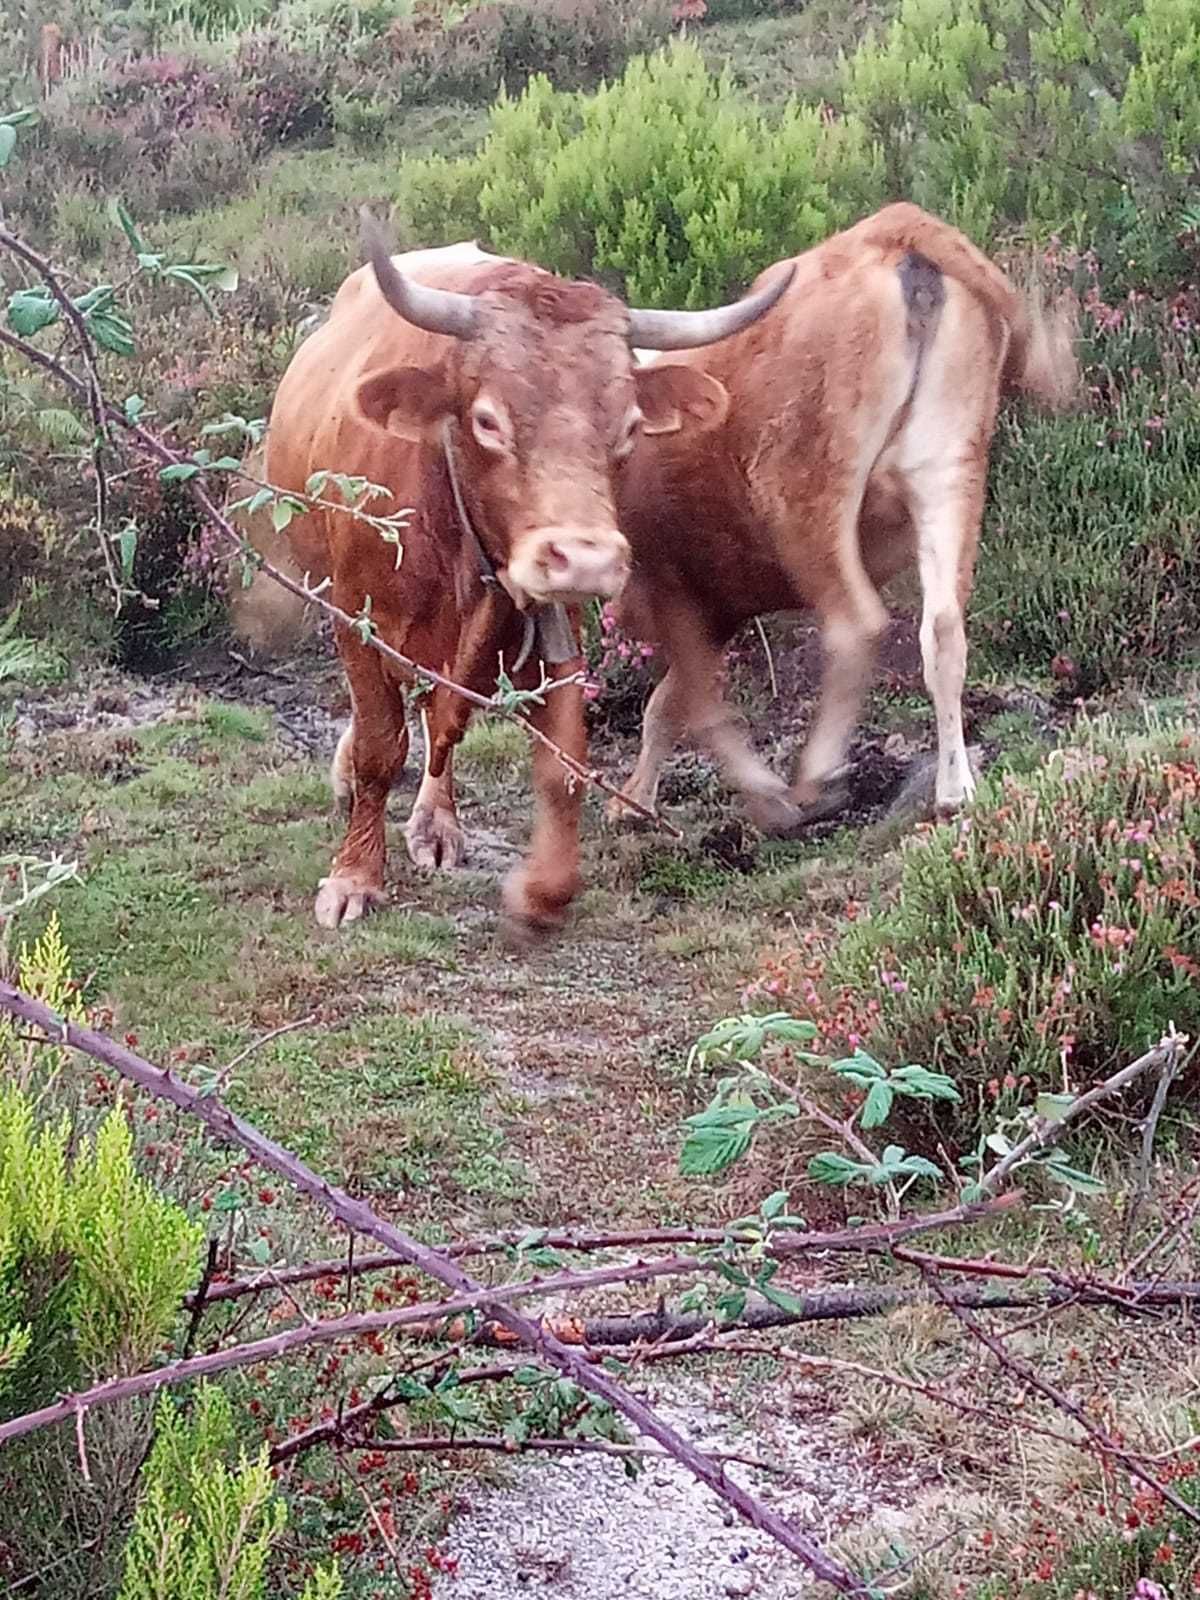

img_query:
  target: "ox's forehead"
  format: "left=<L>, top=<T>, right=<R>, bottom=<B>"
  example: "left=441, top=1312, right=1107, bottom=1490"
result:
left=472, top=267, right=631, bottom=340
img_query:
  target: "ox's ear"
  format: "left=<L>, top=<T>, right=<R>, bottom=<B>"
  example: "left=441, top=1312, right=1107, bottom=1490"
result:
left=634, top=364, right=730, bottom=438
left=355, top=363, right=454, bottom=441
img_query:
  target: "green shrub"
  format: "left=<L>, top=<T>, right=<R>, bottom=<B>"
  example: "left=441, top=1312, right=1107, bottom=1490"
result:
left=839, top=0, right=1198, bottom=285
left=118, top=1385, right=341, bottom=1600
left=757, top=720, right=1200, bottom=1129
left=0, top=918, right=204, bottom=1405
left=399, top=42, right=885, bottom=305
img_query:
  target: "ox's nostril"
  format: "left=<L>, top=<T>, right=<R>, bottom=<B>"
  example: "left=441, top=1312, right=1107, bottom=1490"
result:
left=542, top=542, right=571, bottom=573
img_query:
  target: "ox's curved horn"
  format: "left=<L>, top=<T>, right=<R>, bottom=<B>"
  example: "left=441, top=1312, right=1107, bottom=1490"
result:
left=627, top=262, right=796, bottom=351
left=360, top=207, right=478, bottom=342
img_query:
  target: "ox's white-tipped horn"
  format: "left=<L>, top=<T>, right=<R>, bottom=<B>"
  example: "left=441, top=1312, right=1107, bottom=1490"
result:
left=627, top=262, right=796, bottom=351
left=360, top=207, right=478, bottom=342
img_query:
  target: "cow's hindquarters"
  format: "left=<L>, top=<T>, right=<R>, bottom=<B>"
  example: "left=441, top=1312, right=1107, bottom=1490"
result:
left=876, top=273, right=1005, bottom=811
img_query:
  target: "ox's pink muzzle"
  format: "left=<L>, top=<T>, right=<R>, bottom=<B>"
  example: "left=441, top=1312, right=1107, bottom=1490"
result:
left=505, top=527, right=631, bottom=608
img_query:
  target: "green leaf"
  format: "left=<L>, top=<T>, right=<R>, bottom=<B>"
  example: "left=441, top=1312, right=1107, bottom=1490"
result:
left=88, top=310, right=135, bottom=357
left=985, top=1132, right=1013, bottom=1156
left=680, top=1121, right=754, bottom=1176
left=807, top=1151, right=872, bottom=1187
left=272, top=499, right=298, bottom=533
left=247, top=488, right=274, bottom=515
left=760, top=1189, right=789, bottom=1221
left=7, top=287, right=58, bottom=337
left=159, top=463, right=201, bottom=483
left=116, top=523, right=138, bottom=587
left=246, top=1236, right=271, bottom=1265
left=889, top=1065, right=961, bottom=1103
left=1041, top=1157, right=1105, bottom=1195
left=758, top=1280, right=807, bottom=1317
left=860, top=1079, right=894, bottom=1130
left=1035, top=1092, right=1077, bottom=1123
left=124, top=394, right=147, bottom=423
left=110, top=198, right=147, bottom=256
left=0, top=125, right=17, bottom=170
left=890, top=1154, right=943, bottom=1181
left=715, top=1288, right=746, bottom=1323
left=830, top=1050, right=886, bottom=1081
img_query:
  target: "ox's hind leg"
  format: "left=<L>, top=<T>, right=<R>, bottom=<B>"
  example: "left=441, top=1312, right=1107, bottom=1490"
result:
left=904, top=461, right=986, bottom=812
left=406, top=690, right=470, bottom=870
left=606, top=664, right=686, bottom=826
left=316, top=643, right=409, bottom=928
left=790, top=494, right=890, bottom=815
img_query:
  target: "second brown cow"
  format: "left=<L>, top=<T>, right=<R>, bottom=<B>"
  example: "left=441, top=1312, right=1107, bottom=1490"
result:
left=610, top=202, right=1079, bottom=832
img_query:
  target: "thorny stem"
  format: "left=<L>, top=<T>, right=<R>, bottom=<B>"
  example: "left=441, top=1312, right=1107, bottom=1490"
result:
left=918, top=1260, right=1200, bottom=1530
left=187, top=1196, right=1023, bottom=1309
left=0, top=984, right=867, bottom=1594
left=0, top=228, right=116, bottom=596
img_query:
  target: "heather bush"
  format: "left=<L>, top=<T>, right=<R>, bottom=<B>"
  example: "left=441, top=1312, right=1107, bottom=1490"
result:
left=756, top=720, right=1200, bottom=1129
left=399, top=42, right=885, bottom=305
left=384, top=0, right=672, bottom=103
left=971, top=244, right=1200, bottom=695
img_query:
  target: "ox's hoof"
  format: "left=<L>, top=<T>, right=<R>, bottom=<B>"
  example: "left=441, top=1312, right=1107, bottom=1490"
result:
left=314, top=875, right=385, bottom=929
left=791, top=778, right=851, bottom=827
left=405, top=806, right=466, bottom=871
left=500, top=868, right=571, bottom=947
left=605, top=791, right=656, bottom=831
left=742, top=782, right=805, bottom=836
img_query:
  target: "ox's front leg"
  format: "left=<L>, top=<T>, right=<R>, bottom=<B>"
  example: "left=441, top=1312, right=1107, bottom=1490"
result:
left=501, top=665, right=587, bottom=941
left=405, top=696, right=469, bottom=870
left=316, top=644, right=408, bottom=929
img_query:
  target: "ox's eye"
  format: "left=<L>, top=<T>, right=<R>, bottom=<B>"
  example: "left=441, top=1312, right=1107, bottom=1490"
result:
left=615, top=407, right=643, bottom=462
left=471, top=400, right=510, bottom=453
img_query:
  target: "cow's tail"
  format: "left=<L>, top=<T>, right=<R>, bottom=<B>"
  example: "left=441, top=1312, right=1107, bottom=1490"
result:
left=1001, top=279, right=1081, bottom=414
left=225, top=439, right=315, bottom=656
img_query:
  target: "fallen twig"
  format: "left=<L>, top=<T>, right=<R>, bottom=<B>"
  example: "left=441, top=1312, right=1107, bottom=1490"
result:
left=0, top=983, right=867, bottom=1594
left=187, top=1195, right=1024, bottom=1309
left=918, top=1259, right=1200, bottom=1529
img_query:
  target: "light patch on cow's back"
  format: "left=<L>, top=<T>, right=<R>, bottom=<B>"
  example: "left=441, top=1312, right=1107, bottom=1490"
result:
left=388, top=241, right=510, bottom=280
left=632, top=348, right=659, bottom=368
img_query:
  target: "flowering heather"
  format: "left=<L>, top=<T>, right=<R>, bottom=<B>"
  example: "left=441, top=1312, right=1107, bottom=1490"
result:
left=754, top=722, right=1200, bottom=1127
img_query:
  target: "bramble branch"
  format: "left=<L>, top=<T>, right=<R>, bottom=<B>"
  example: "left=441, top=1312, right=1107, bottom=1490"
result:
left=0, top=981, right=867, bottom=1594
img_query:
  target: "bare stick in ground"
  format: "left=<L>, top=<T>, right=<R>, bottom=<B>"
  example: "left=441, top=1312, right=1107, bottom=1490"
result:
left=978, top=1035, right=1182, bottom=1196
left=0, top=982, right=867, bottom=1594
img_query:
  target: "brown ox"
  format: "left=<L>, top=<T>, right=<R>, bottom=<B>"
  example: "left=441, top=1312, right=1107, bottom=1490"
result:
left=609, top=202, right=1078, bottom=831
left=237, top=222, right=791, bottom=937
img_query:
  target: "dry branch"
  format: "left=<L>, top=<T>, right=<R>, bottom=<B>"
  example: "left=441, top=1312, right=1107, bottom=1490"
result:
left=407, top=1277, right=1200, bottom=1349
left=0, top=982, right=866, bottom=1594
left=978, top=1035, right=1182, bottom=1195
left=919, top=1260, right=1200, bottom=1529
left=186, top=1195, right=1022, bottom=1310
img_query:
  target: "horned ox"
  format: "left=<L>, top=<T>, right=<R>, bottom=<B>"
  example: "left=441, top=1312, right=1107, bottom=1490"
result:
left=235, top=221, right=791, bottom=937
left=609, top=202, right=1079, bottom=830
